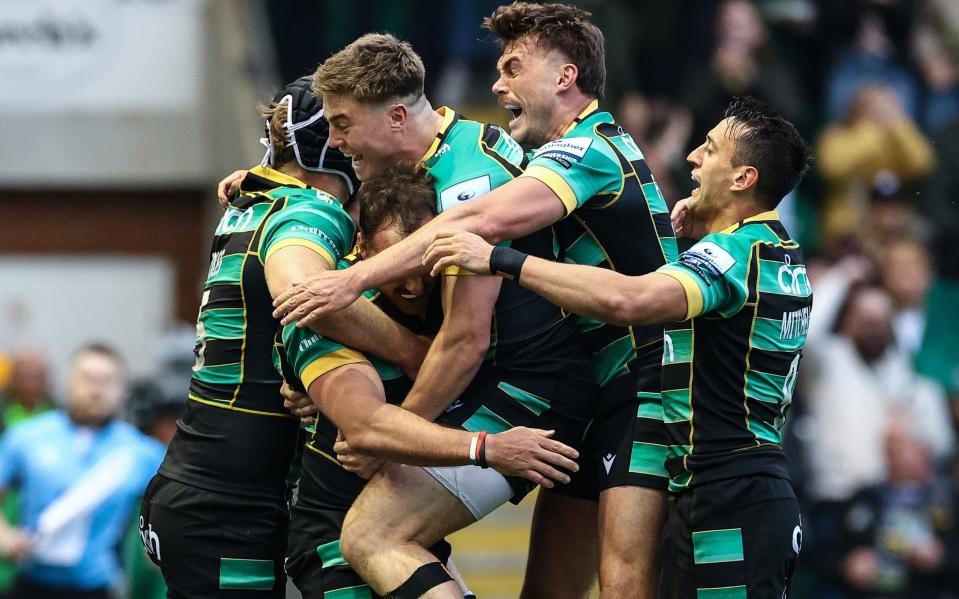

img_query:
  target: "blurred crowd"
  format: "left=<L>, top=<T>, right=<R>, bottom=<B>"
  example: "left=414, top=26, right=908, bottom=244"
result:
left=0, top=0, right=957, bottom=597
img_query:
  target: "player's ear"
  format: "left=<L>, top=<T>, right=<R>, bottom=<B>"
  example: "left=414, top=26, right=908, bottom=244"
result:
left=557, top=63, right=578, bottom=92
left=730, top=165, right=759, bottom=194
left=387, top=103, right=408, bottom=130
left=356, top=232, right=368, bottom=258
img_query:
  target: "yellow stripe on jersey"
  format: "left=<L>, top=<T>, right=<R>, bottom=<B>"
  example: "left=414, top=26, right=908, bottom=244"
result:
left=442, top=265, right=479, bottom=277
left=659, top=269, right=705, bottom=321
left=301, top=348, right=369, bottom=389
left=263, top=238, right=335, bottom=268
left=521, top=164, right=579, bottom=215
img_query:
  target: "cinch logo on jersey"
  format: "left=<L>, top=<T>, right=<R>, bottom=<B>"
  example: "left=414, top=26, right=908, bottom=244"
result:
left=780, top=307, right=810, bottom=340
left=677, top=242, right=736, bottom=284
left=208, top=249, right=225, bottom=278
left=777, top=255, right=809, bottom=295
left=216, top=207, right=256, bottom=235
left=532, top=137, right=593, bottom=169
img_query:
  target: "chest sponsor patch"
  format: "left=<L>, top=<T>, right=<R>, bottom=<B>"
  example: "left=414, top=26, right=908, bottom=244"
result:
left=532, top=136, right=593, bottom=169
left=439, top=175, right=492, bottom=212
left=678, top=241, right=736, bottom=284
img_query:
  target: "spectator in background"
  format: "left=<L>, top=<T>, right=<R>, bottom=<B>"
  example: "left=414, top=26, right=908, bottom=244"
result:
left=0, top=350, right=52, bottom=435
left=923, top=117, right=959, bottom=281
left=683, top=0, right=808, bottom=144
left=0, top=344, right=163, bottom=599
left=913, top=0, right=959, bottom=136
left=833, top=423, right=959, bottom=598
left=816, top=85, right=935, bottom=249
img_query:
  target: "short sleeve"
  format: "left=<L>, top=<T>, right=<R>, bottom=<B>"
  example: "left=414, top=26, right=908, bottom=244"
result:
left=281, top=324, right=368, bottom=391
left=520, top=135, right=621, bottom=215
left=260, top=195, right=355, bottom=268
left=657, top=233, right=750, bottom=320
left=0, top=428, right=22, bottom=490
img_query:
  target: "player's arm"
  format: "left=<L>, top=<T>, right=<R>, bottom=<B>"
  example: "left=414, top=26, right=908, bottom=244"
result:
left=308, top=363, right=578, bottom=487
left=400, top=273, right=500, bottom=421
left=265, top=246, right=428, bottom=378
left=425, top=231, right=692, bottom=326
left=273, top=178, right=566, bottom=326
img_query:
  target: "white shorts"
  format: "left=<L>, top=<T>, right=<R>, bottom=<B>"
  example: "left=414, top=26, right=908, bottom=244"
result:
left=422, top=465, right=513, bottom=520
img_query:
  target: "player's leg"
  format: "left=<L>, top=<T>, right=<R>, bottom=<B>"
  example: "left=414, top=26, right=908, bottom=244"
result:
left=598, top=485, right=666, bottom=598
left=341, top=461, right=511, bottom=597
left=520, top=489, right=599, bottom=599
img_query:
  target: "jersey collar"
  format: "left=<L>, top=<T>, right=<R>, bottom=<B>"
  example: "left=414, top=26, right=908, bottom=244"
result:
left=247, top=165, right=308, bottom=189
left=416, top=106, right=459, bottom=169
left=719, top=210, right=780, bottom=234
left=562, top=99, right=601, bottom=135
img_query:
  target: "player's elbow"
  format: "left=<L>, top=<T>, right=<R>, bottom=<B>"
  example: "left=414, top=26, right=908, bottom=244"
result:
left=604, top=292, right=644, bottom=327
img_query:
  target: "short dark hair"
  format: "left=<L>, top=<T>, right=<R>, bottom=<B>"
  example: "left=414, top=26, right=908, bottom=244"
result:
left=357, top=170, right=437, bottom=240
left=313, top=33, right=425, bottom=103
left=73, top=342, right=125, bottom=370
left=724, top=96, right=811, bottom=209
left=485, top=2, right=606, bottom=99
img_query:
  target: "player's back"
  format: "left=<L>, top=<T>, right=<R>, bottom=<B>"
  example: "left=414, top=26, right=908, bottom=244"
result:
left=160, top=166, right=355, bottom=502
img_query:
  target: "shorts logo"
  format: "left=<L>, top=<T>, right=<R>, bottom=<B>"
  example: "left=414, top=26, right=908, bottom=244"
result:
left=602, top=453, right=615, bottom=474
left=678, top=241, right=736, bottom=284
left=791, top=524, right=802, bottom=554
left=445, top=399, right=464, bottom=413
left=532, top=137, right=593, bottom=169
left=139, top=515, right=161, bottom=562
left=440, top=176, right=492, bottom=212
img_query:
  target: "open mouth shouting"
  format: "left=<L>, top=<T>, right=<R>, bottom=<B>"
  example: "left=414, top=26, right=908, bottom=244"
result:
left=502, top=102, right=524, bottom=129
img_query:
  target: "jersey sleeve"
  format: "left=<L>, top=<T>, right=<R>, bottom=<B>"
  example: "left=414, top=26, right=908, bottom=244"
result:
left=281, top=324, right=369, bottom=391
left=520, top=133, right=622, bottom=215
left=657, top=233, right=751, bottom=320
left=259, top=194, right=355, bottom=268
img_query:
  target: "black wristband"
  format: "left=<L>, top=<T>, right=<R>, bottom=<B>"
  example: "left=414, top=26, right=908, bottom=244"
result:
left=478, top=434, right=489, bottom=469
left=489, top=246, right=528, bottom=283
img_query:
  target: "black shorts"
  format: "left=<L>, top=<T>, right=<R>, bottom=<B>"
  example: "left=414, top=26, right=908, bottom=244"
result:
left=435, top=369, right=596, bottom=503
left=558, top=340, right=668, bottom=500
left=659, top=475, right=801, bottom=599
left=139, top=474, right=289, bottom=599
left=286, top=449, right=453, bottom=599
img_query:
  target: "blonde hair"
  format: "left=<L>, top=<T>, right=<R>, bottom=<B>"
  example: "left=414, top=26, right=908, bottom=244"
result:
left=313, top=33, right=425, bottom=103
left=259, top=101, right=295, bottom=168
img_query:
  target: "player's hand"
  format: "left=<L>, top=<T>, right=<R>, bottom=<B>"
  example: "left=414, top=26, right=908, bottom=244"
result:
left=0, top=528, right=33, bottom=562
left=484, top=427, right=579, bottom=489
left=670, top=190, right=707, bottom=240
left=217, top=170, right=248, bottom=209
left=334, top=434, right=386, bottom=479
left=423, top=230, right=495, bottom=277
left=272, top=269, right=364, bottom=327
left=281, top=381, right=317, bottom=423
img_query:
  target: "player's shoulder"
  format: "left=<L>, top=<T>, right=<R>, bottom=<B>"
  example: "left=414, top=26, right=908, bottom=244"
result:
left=673, top=232, right=751, bottom=283
left=3, top=410, right=62, bottom=442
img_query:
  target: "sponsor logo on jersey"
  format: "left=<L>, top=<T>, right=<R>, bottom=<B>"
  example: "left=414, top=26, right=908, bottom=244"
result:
left=289, top=225, right=338, bottom=256
left=299, top=334, right=320, bottom=352
left=208, top=249, right=225, bottom=278
left=434, top=143, right=452, bottom=159
left=678, top=241, right=736, bottom=284
left=217, top=207, right=255, bottom=235
left=440, top=175, right=492, bottom=212
left=532, top=136, right=593, bottom=169
left=777, top=255, right=809, bottom=295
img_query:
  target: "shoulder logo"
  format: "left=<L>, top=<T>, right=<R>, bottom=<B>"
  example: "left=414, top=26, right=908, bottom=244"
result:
left=678, top=241, right=736, bottom=283
left=532, top=136, right=593, bottom=169
left=439, top=175, right=492, bottom=212
left=433, top=143, right=452, bottom=160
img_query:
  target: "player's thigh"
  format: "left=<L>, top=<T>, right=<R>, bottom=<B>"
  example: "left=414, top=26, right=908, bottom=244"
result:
left=141, top=476, right=287, bottom=599
left=598, top=485, right=667, bottom=565
left=740, top=497, right=802, bottom=598
left=521, top=489, right=598, bottom=599
left=342, top=462, right=480, bottom=551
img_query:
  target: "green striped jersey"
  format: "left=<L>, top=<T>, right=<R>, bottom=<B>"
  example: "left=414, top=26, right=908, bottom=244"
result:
left=159, top=165, right=355, bottom=500
left=420, top=108, right=593, bottom=400
left=657, top=212, right=812, bottom=493
left=521, top=100, right=679, bottom=387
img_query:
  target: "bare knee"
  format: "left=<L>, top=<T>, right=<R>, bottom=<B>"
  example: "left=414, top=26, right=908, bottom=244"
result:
left=341, top=513, right=389, bottom=567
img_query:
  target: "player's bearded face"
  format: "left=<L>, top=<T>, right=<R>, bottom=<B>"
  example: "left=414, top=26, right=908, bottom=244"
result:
left=493, top=38, right=560, bottom=148
left=324, top=94, right=397, bottom=181
left=361, top=224, right=436, bottom=316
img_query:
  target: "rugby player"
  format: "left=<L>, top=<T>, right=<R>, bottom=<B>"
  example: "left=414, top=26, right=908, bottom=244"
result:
left=425, top=96, right=813, bottom=599
left=272, top=4, right=677, bottom=596
left=141, top=76, right=572, bottom=598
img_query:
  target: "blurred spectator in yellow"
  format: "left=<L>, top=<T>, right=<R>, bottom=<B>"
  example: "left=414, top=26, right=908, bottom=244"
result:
left=684, top=0, right=809, bottom=145
left=832, top=422, right=959, bottom=597
left=816, top=85, right=935, bottom=249
left=0, top=351, right=52, bottom=435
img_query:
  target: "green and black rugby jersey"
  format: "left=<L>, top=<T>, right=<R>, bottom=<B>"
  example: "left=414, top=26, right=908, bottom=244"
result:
left=418, top=108, right=594, bottom=419
left=277, top=252, right=442, bottom=509
left=657, top=211, right=812, bottom=493
left=159, top=165, right=355, bottom=501
left=521, top=100, right=680, bottom=387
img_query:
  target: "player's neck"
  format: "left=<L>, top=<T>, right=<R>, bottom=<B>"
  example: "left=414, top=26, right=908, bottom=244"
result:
left=706, top=199, right=769, bottom=233
left=402, top=100, right=444, bottom=166
left=546, top=94, right=596, bottom=142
